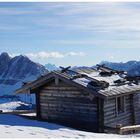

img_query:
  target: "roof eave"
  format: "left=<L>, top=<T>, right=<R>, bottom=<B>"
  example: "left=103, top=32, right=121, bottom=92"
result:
left=14, top=71, right=55, bottom=95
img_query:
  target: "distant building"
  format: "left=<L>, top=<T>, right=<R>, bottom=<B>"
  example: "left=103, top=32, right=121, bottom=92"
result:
left=15, top=65, right=140, bottom=133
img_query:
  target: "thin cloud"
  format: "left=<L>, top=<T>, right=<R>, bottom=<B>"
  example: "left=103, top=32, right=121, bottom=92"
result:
left=1, top=3, right=140, bottom=51
left=26, top=52, right=64, bottom=59
left=1, top=3, right=140, bottom=40
left=10, top=51, right=86, bottom=60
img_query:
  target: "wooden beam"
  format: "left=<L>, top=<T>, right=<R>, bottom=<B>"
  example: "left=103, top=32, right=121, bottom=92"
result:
left=115, top=97, right=118, bottom=117
left=130, top=94, right=135, bottom=125
left=55, top=76, right=59, bottom=85
left=98, top=98, right=104, bottom=132
left=35, top=91, right=41, bottom=119
left=59, top=66, right=71, bottom=73
left=116, top=124, right=122, bottom=134
left=121, top=124, right=140, bottom=133
left=116, top=124, right=140, bottom=134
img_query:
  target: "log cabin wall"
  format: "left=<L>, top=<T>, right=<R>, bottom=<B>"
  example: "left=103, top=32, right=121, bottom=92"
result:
left=133, top=92, right=140, bottom=124
left=37, top=79, right=98, bottom=132
left=104, top=93, right=140, bottom=131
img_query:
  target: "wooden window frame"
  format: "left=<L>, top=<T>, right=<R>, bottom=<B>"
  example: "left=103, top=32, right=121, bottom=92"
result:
left=116, top=96, right=125, bottom=116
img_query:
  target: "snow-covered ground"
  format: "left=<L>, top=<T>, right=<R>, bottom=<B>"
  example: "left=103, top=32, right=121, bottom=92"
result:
left=0, top=114, right=132, bottom=138
left=0, top=96, right=139, bottom=138
left=0, top=95, right=32, bottom=112
left=0, top=101, right=28, bottom=112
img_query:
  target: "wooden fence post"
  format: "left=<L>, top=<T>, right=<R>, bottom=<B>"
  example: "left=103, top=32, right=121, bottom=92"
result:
left=116, top=124, right=122, bottom=134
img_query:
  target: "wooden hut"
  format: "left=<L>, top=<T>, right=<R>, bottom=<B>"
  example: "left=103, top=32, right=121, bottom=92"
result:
left=15, top=66, right=140, bottom=133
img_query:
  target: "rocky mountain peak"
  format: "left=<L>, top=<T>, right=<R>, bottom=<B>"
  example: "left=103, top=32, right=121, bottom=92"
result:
left=0, top=52, right=48, bottom=79
left=0, top=52, right=48, bottom=96
left=0, top=52, right=11, bottom=65
left=0, top=52, right=10, bottom=58
left=45, top=63, right=59, bottom=71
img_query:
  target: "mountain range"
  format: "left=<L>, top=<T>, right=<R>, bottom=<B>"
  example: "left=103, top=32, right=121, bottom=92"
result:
left=0, top=52, right=47, bottom=80
left=0, top=52, right=48, bottom=103
left=0, top=52, right=140, bottom=103
left=45, top=63, right=59, bottom=71
left=45, top=61, right=140, bottom=76
left=100, top=61, right=140, bottom=76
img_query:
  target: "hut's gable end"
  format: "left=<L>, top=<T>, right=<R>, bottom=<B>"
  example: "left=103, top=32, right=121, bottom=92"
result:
left=39, top=79, right=91, bottom=98
left=104, top=93, right=140, bottom=131
left=38, top=78, right=98, bottom=131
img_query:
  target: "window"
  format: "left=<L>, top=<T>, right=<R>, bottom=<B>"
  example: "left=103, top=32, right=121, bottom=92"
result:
left=116, top=96, right=125, bottom=114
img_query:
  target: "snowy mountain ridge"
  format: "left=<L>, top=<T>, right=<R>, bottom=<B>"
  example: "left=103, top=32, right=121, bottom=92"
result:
left=0, top=52, right=140, bottom=102
left=45, top=61, right=140, bottom=76
left=45, top=63, right=59, bottom=71
left=0, top=52, right=47, bottom=79
left=100, top=60, right=140, bottom=76
left=0, top=52, right=48, bottom=101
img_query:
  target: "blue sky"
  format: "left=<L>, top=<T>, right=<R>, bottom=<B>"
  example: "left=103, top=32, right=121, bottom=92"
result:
left=0, top=2, right=140, bottom=66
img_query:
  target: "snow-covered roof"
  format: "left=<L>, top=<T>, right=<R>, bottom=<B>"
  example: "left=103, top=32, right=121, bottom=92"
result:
left=75, top=71, right=122, bottom=86
left=57, top=68, right=124, bottom=87
left=15, top=66, right=140, bottom=98
left=55, top=67, right=140, bottom=97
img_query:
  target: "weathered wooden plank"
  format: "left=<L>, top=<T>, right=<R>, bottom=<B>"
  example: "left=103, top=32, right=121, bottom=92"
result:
left=104, top=112, right=132, bottom=121
left=39, top=91, right=88, bottom=98
left=40, top=102, right=97, bottom=109
left=104, top=119, right=132, bottom=127
left=41, top=111, right=97, bottom=120
left=40, top=106, right=97, bottom=114
left=40, top=89, right=82, bottom=93
left=40, top=102, right=97, bottom=110
left=41, top=115, right=98, bottom=125
left=39, top=96, right=97, bottom=104
left=105, top=119, right=132, bottom=129
left=104, top=113, right=132, bottom=125
left=104, top=103, right=115, bottom=108
left=40, top=103, right=97, bottom=110
left=40, top=106, right=97, bottom=112
left=104, top=111, right=132, bottom=120
left=104, top=111, right=116, bottom=116
left=40, top=100, right=96, bottom=108
left=40, top=103, right=97, bottom=109
left=104, top=104, right=116, bottom=112
left=40, top=103, right=97, bottom=111
left=40, top=89, right=84, bottom=94
left=116, top=124, right=140, bottom=134
left=40, top=110, right=97, bottom=121
left=104, top=98, right=115, bottom=105
left=42, top=86, right=79, bottom=90
left=41, top=114, right=97, bottom=123
left=109, top=120, right=132, bottom=128
left=40, top=107, right=97, bottom=116
left=43, top=80, right=74, bottom=87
